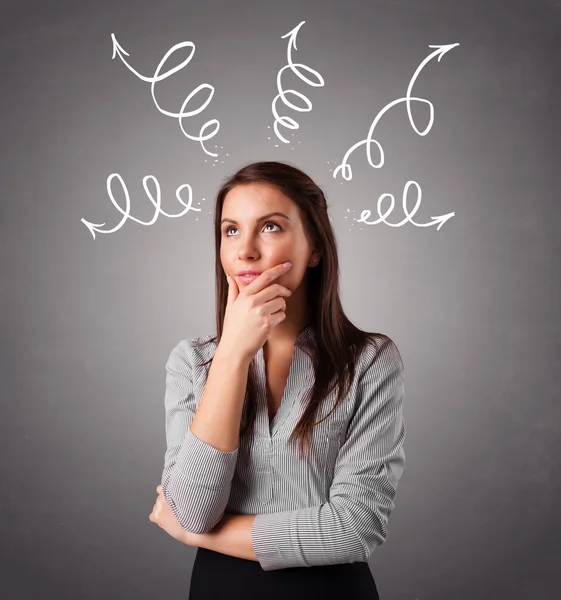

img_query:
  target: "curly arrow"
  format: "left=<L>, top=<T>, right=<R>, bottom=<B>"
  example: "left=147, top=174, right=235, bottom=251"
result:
left=111, top=33, right=220, bottom=157
left=334, top=43, right=459, bottom=180
left=272, top=21, right=325, bottom=144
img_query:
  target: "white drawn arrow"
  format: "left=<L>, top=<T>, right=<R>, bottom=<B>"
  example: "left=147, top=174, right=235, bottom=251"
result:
left=111, top=33, right=220, bottom=157
left=81, top=173, right=200, bottom=239
left=334, top=43, right=459, bottom=180
left=272, top=21, right=325, bottom=144
left=355, top=180, right=455, bottom=230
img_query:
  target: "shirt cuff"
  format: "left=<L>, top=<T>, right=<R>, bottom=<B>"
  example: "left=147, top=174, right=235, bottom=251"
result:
left=173, top=425, right=239, bottom=489
left=252, top=510, right=304, bottom=571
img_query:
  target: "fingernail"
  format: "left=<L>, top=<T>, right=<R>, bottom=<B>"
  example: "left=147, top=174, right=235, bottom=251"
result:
left=283, top=261, right=292, bottom=268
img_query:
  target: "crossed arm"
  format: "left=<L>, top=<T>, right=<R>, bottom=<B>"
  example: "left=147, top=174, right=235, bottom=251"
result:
left=155, top=337, right=406, bottom=570
left=149, top=484, right=258, bottom=561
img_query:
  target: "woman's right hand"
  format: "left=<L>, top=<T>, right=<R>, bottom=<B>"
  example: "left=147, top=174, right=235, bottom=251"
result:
left=219, top=261, right=293, bottom=363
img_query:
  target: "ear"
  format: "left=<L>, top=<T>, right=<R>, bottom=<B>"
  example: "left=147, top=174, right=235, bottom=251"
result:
left=309, top=251, right=322, bottom=266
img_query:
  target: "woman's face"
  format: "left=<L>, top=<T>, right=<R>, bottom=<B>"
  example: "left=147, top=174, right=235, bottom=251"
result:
left=220, top=183, right=318, bottom=293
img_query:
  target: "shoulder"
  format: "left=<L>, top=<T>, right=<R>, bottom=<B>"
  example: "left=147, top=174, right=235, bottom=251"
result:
left=165, top=333, right=218, bottom=372
left=358, top=333, right=404, bottom=380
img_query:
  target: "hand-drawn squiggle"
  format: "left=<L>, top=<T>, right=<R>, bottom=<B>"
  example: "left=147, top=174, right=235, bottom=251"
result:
left=334, top=43, right=459, bottom=180
left=111, top=34, right=220, bottom=157
left=81, top=173, right=201, bottom=239
left=355, top=180, right=455, bottom=230
left=272, top=21, right=325, bottom=143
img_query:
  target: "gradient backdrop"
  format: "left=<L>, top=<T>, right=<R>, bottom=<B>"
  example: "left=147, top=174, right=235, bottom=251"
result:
left=2, top=1, right=560, bottom=598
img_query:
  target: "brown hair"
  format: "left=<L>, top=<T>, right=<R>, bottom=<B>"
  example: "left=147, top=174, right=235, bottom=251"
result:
left=192, top=161, right=396, bottom=462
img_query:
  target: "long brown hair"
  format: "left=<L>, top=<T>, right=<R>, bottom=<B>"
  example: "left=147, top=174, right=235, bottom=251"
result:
left=192, top=161, right=397, bottom=462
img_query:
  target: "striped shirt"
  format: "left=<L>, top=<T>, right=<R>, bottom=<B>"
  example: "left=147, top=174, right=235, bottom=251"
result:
left=161, top=324, right=406, bottom=571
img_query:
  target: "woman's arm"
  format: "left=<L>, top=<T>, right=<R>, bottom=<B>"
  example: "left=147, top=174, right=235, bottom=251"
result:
left=161, top=339, right=250, bottom=534
left=189, top=343, right=252, bottom=453
left=187, top=513, right=259, bottom=562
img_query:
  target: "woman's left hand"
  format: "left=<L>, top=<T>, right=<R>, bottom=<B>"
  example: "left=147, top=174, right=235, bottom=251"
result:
left=149, top=484, right=195, bottom=546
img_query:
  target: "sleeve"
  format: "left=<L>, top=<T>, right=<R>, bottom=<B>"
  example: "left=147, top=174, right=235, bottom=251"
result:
left=161, top=339, right=240, bottom=534
left=251, top=339, right=406, bottom=571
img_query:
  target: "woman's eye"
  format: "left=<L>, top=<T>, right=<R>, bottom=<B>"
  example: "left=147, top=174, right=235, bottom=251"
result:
left=223, top=221, right=282, bottom=236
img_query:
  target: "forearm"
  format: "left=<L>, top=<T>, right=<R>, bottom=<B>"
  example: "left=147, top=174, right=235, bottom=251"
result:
left=189, top=344, right=251, bottom=452
left=191, top=513, right=259, bottom=562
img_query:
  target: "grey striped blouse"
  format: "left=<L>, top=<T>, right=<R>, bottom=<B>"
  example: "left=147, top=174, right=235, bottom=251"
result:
left=160, top=324, right=406, bottom=571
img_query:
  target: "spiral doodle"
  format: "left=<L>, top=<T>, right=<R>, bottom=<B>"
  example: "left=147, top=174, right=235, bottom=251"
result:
left=111, top=33, right=220, bottom=157
left=334, top=43, right=459, bottom=181
left=271, top=21, right=325, bottom=144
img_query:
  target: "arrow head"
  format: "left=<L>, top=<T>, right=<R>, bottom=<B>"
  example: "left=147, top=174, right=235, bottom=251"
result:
left=427, top=43, right=460, bottom=62
left=80, top=218, right=107, bottom=240
left=280, top=20, right=306, bottom=50
left=430, top=211, right=456, bottom=229
left=110, top=33, right=130, bottom=60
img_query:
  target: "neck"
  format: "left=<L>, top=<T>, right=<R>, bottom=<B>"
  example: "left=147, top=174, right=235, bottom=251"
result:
left=265, top=300, right=310, bottom=349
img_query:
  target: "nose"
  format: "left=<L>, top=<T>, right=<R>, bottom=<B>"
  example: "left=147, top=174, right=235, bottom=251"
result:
left=237, top=242, right=260, bottom=261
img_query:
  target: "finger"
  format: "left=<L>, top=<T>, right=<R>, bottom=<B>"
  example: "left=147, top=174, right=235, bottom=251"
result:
left=246, top=261, right=292, bottom=293
left=156, top=484, right=162, bottom=494
left=226, top=274, right=238, bottom=304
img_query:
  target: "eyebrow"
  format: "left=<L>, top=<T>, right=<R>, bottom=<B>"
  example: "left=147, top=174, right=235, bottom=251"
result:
left=220, top=212, right=291, bottom=226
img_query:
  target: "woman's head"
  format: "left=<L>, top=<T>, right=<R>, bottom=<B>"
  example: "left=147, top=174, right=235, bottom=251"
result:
left=213, top=161, right=338, bottom=337
left=220, top=181, right=320, bottom=296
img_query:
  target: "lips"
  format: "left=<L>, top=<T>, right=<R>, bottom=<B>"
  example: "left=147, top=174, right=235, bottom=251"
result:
left=237, top=270, right=262, bottom=276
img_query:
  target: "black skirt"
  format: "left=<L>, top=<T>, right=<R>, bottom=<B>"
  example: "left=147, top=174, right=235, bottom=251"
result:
left=188, top=547, right=380, bottom=599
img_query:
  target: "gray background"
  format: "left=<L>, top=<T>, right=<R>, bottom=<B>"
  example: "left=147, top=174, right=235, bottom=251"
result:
left=2, top=0, right=560, bottom=598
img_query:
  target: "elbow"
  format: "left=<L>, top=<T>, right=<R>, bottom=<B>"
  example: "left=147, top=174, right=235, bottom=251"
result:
left=181, top=515, right=223, bottom=535
left=342, top=498, right=393, bottom=561
left=352, top=515, right=388, bottom=562
left=162, top=473, right=227, bottom=534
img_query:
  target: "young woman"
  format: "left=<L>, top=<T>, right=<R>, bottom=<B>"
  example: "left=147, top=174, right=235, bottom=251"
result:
left=159, top=161, right=406, bottom=599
